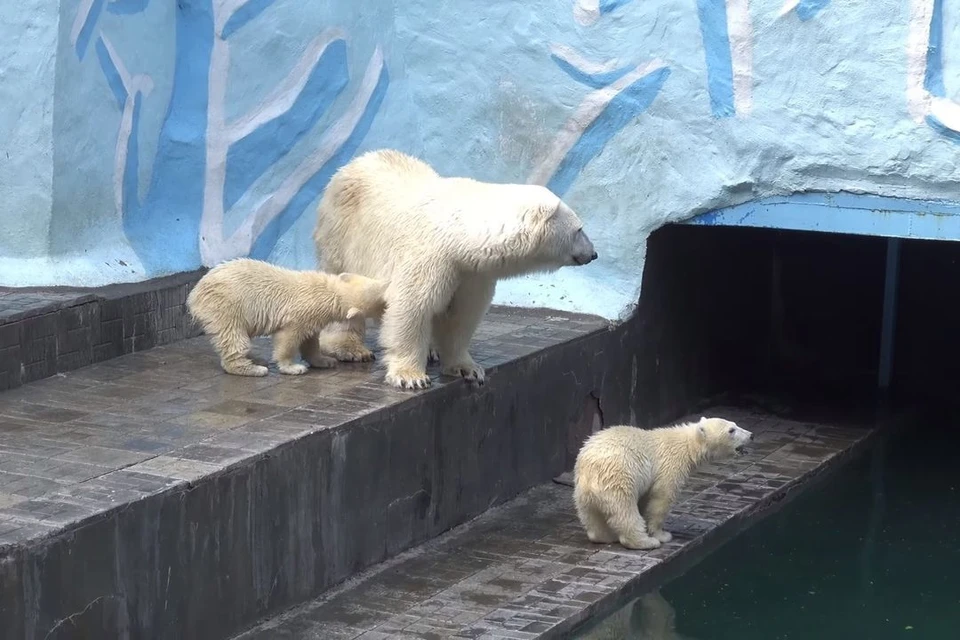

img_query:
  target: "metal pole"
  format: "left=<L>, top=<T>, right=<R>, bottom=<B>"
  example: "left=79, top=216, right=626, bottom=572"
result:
left=878, top=237, right=901, bottom=391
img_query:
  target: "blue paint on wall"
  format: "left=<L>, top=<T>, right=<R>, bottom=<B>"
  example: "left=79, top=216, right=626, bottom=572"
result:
left=223, top=39, right=349, bottom=211
left=925, top=0, right=945, bottom=97
left=95, top=37, right=127, bottom=110
left=921, top=0, right=958, bottom=145
left=124, top=0, right=214, bottom=272
left=107, top=0, right=150, bottom=15
left=686, top=192, right=960, bottom=241
left=221, top=0, right=277, bottom=39
left=599, top=0, right=636, bottom=17
left=123, top=93, right=143, bottom=217
left=695, top=0, right=735, bottom=118
left=547, top=67, right=670, bottom=197
left=551, top=54, right=633, bottom=89
left=75, top=0, right=106, bottom=60
left=250, top=66, right=390, bottom=260
left=796, top=0, right=830, bottom=22
left=926, top=115, right=960, bottom=144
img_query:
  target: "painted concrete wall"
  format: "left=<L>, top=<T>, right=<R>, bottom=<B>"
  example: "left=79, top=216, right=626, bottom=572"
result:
left=2, top=0, right=960, bottom=321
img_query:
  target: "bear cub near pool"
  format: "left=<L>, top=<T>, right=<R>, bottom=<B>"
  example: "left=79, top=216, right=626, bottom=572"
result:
left=187, top=258, right=387, bottom=377
left=573, top=417, right=753, bottom=550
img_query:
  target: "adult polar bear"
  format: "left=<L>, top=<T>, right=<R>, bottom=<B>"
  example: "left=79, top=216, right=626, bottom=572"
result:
left=313, top=149, right=598, bottom=390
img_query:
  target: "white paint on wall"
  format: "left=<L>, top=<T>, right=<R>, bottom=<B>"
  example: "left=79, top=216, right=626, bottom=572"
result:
left=728, top=0, right=754, bottom=116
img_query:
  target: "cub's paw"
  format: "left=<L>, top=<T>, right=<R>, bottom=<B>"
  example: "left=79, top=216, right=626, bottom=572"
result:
left=651, top=530, right=673, bottom=543
left=619, top=535, right=661, bottom=551
left=385, top=368, right=432, bottom=391
left=428, top=348, right=441, bottom=364
left=278, top=363, right=309, bottom=376
left=305, top=354, right=338, bottom=369
left=586, top=529, right=617, bottom=544
left=442, top=361, right=485, bottom=386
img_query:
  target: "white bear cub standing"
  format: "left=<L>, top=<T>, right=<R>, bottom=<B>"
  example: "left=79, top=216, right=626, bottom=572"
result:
left=573, top=417, right=753, bottom=550
left=187, top=258, right=387, bottom=377
left=313, top=149, right=597, bottom=390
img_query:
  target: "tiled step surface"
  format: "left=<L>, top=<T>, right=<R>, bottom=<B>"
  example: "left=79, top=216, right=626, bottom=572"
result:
left=0, top=272, right=203, bottom=392
left=0, top=307, right=611, bottom=640
left=233, top=409, right=875, bottom=640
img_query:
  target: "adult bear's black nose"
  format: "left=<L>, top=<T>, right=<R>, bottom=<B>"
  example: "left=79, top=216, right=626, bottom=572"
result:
left=591, top=251, right=598, bottom=261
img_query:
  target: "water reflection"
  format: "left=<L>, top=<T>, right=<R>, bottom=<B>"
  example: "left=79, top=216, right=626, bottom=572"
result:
left=577, top=590, right=697, bottom=640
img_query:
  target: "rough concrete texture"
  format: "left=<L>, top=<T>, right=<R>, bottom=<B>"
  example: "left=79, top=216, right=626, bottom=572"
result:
left=4, top=1, right=960, bottom=321
left=0, top=307, right=618, bottom=640
left=233, top=407, right=876, bottom=639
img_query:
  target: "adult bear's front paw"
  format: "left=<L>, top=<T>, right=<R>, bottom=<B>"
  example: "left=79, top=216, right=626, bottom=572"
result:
left=385, top=367, right=433, bottom=391
left=331, top=344, right=375, bottom=363
left=442, top=360, right=485, bottom=386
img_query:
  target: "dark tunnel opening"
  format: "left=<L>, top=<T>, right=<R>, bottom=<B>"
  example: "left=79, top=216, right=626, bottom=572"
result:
left=636, top=223, right=960, bottom=423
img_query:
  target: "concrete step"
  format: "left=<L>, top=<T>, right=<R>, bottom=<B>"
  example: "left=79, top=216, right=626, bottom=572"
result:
left=0, top=272, right=204, bottom=392
left=231, top=409, right=877, bottom=640
left=0, top=306, right=622, bottom=640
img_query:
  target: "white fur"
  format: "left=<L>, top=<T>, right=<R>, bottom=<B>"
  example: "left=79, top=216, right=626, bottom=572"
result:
left=313, top=149, right=597, bottom=390
left=187, top=258, right=386, bottom=377
left=573, top=417, right=753, bottom=550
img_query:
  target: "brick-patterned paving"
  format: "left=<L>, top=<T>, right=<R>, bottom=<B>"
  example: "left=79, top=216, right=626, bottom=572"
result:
left=0, top=308, right=606, bottom=545
left=0, top=274, right=204, bottom=391
left=234, top=409, right=873, bottom=640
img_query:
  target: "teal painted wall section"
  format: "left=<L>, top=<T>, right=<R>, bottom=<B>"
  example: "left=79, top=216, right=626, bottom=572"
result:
left=0, top=1, right=58, bottom=263
left=2, top=0, right=960, bottom=321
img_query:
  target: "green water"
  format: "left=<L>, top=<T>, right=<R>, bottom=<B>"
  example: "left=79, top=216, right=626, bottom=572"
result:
left=573, top=422, right=960, bottom=640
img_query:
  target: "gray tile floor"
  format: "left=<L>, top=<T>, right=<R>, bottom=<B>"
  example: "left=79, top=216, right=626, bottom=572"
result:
left=0, top=308, right=607, bottom=545
left=234, top=408, right=873, bottom=640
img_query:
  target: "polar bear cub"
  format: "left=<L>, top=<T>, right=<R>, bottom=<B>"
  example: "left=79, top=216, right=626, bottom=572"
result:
left=313, top=149, right=598, bottom=391
left=187, top=258, right=387, bottom=377
left=573, top=417, right=753, bottom=550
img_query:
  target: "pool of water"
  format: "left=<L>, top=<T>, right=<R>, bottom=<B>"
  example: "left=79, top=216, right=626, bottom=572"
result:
left=572, top=418, right=960, bottom=640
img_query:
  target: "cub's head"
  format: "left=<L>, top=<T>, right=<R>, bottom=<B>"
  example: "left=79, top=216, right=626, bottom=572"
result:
left=337, top=273, right=388, bottom=320
left=696, top=417, right=753, bottom=459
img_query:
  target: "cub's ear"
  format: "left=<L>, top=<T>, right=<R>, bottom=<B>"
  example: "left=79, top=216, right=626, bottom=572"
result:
left=346, top=307, right=362, bottom=320
left=338, top=272, right=353, bottom=282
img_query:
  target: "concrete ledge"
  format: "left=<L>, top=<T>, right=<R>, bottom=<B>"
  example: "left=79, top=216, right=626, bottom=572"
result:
left=0, top=271, right=205, bottom=392
left=232, top=408, right=881, bottom=639
left=0, top=307, right=617, bottom=640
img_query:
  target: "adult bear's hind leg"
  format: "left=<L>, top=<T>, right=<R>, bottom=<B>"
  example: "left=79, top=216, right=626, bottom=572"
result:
left=316, top=314, right=374, bottom=363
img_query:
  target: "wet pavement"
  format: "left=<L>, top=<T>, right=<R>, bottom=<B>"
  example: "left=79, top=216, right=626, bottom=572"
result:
left=0, top=307, right=606, bottom=544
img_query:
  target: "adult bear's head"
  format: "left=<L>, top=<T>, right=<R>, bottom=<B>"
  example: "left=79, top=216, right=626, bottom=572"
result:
left=457, top=182, right=597, bottom=277
left=522, top=186, right=597, bottom=270
left=488, top=184, right=597, bottom=274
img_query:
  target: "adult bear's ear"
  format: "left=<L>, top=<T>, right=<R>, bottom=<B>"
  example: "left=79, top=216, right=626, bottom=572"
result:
left=346, top=307, right=362, bottom=319
left=543, top=198, right=568, bottom=222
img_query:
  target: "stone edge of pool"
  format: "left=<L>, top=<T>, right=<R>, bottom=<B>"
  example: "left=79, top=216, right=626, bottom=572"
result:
left=232, top=407, right=902, bottom=639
